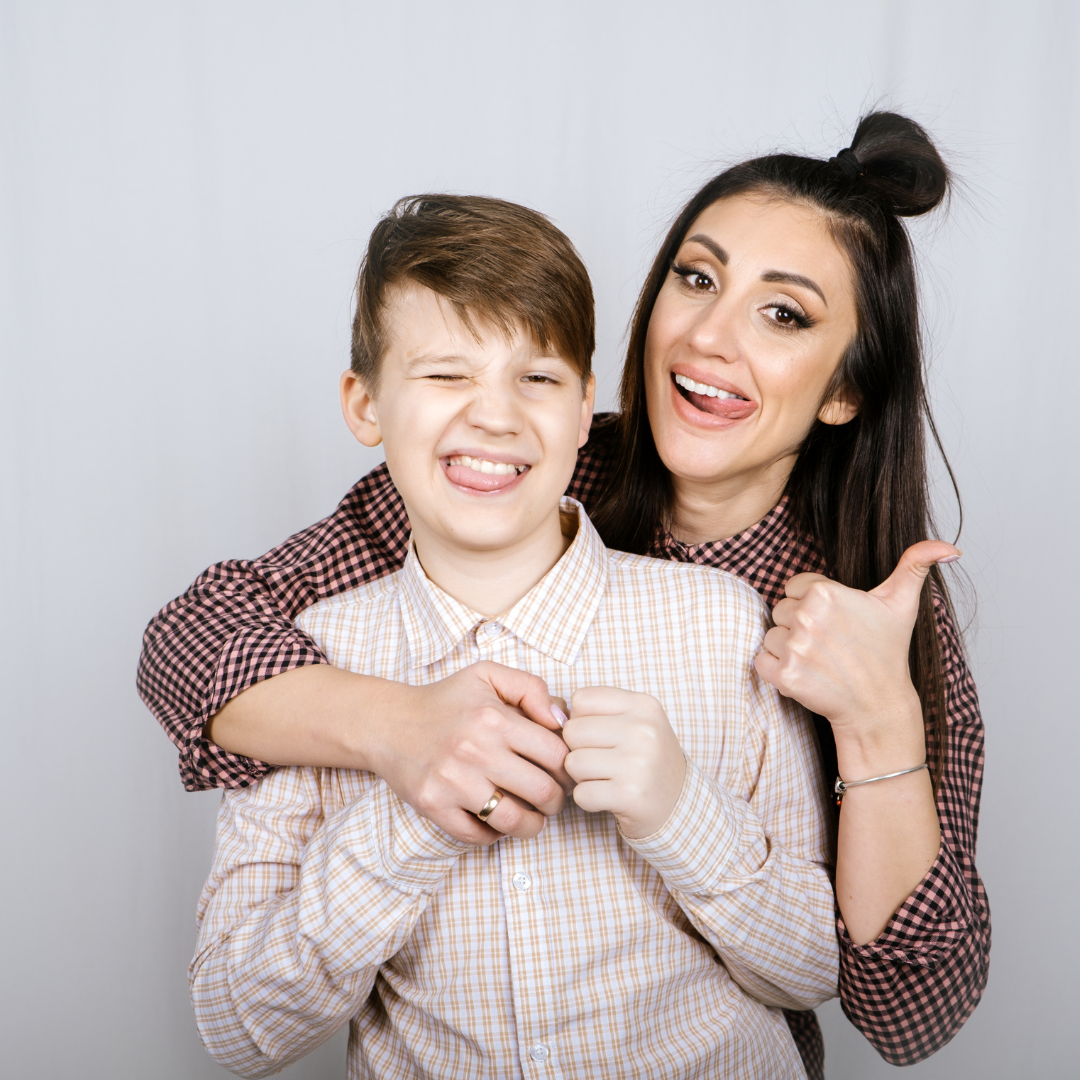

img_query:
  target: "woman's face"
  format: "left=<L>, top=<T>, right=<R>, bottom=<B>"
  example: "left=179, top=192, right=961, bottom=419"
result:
left=644, top=193, right=859, bottom=529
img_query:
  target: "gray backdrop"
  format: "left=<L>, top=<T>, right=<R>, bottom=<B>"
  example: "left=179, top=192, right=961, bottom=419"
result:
left=2, top=1, right=1077, bottom=1077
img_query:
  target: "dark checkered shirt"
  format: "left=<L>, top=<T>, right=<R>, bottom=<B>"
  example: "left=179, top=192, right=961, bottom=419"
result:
left=138, top=413, right=989, bottom=1078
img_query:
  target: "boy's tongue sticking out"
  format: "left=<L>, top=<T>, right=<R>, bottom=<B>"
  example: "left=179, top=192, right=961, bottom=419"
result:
left=444, top=454, right=529, bottom=493
left=340, top=282, right=594, bottom=618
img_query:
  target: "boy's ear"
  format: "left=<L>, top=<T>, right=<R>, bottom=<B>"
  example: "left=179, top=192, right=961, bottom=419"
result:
left=340, top=370, right=382, bottom=447
left=578, top=374, right=596, bottom=448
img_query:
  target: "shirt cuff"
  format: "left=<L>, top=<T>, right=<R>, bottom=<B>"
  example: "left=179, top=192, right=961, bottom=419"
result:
left=328, top=784, right=472, bottom=896
left=206, top=623, right=331, bottom=720
left=837, top=841, right=975, bottom=967
left=180, top=625, right=332, bottom=792
left=184, top=738, right=275, bottom=792
left=622, top=757, right=767, bottom=895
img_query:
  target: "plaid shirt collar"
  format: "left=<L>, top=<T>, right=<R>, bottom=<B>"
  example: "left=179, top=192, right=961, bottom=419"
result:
left=398, top=498, right=608, bottom=669
left=651, top=494, right=795, bottom=565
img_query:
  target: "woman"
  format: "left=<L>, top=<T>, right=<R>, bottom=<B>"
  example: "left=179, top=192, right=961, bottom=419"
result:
left=139, top=112, right=987, bottom=1078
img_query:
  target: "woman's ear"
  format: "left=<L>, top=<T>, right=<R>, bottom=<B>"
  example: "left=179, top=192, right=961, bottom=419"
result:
left=578, top=374, right=597, bottom=448
left=818, top=387, right=860, bottom=427
left=340, top=370, right=382, bottom=447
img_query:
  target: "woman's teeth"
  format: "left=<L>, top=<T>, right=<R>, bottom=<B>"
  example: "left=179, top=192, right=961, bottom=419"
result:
left=448, top=455, right=526, bottom=476
left=674, top=373, right=746, bottom=400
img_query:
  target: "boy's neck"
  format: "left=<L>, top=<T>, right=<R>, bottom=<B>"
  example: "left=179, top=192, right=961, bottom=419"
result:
left=409, top=506, right=575, bottom=618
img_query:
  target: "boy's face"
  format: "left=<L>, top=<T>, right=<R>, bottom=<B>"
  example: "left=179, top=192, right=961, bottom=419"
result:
left=342, top=283, right=594, bottom=564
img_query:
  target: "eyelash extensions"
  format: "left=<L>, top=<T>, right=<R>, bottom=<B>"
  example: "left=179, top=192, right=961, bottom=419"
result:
left=670, top=262, right=816, bottom=330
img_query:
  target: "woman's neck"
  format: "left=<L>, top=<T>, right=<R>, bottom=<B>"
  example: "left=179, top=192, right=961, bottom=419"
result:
left=669, top=457, right=794, bottom=545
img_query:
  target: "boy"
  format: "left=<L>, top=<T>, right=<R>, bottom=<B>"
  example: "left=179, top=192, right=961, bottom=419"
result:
left=190, top=195, right=836, bottom=1079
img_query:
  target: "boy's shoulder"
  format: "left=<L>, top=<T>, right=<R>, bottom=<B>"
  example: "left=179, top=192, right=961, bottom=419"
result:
left=605, top=549, right=771, bottom=624
left=296, top=569, right=403, bottom=628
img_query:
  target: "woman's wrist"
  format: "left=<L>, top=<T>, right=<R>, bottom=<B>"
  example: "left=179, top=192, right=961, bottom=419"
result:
left=209, top=665, right=397, bottom=770
left=830, top=689, right=928, bottom=783
left=358, top=677, right=422, bottom=776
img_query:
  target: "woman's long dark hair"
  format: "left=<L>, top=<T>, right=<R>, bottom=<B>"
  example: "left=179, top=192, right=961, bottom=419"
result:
left=592, top=112, right=959, bottom=787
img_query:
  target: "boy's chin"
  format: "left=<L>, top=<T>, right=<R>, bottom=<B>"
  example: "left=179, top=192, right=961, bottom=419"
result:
left=422, top=504, right=564, bottom=555
left=437, top=520, right=539, bottom=553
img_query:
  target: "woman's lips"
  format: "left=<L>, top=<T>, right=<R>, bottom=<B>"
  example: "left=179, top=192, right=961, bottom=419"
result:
left=671, top=375, right=758, bottom=422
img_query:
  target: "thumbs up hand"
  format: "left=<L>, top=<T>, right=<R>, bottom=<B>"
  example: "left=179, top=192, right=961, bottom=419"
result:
left=754, top=541, right=959, bottom=732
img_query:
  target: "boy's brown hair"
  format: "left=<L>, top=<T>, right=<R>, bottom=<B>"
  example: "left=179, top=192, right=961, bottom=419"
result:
left=351, top=194, right=594, bottom=391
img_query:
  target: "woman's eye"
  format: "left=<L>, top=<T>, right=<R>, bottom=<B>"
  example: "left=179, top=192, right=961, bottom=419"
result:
left=672, top=263, right=715, bottom=292
left=762, top=304, right=812, bottom=330
left=522, top=373, right=557, bottom=384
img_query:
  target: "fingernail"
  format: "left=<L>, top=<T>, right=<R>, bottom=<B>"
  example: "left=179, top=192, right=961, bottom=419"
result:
left=937, top=552, right=962, bottom=564
left=551, top=704, right=567, bottom=727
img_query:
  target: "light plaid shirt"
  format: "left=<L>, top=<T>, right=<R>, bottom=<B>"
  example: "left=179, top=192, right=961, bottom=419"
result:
left=190, top=500, right=837, bottom=1079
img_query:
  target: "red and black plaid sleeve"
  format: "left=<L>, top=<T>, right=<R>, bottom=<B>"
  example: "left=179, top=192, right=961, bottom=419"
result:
left=137, top=463, right=411, bottom=791
left=138, top=412, right=986, bottom=1071
left=653, top=505, right=989, bottom=1073
left=834, top=587, right=989, bottom=1064
left=135, top=415, right=620, bottom=792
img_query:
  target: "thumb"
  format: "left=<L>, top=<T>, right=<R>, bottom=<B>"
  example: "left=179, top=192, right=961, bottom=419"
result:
left=870, top=540, right=961, bottom=614
left=479, top=663, right=563, bottom=731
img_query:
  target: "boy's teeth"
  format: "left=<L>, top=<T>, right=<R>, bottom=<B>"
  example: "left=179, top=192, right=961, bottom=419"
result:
left=449, top=455, right=524, bottom=476
left=674, top=373, right=744, bottom=400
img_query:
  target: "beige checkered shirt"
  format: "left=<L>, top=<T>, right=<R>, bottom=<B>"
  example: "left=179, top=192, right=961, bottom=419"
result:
left=191, top=501, right=837, bottom=1079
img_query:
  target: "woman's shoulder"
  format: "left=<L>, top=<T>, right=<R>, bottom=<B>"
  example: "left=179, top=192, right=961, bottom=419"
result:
left=928, top=579, right=982, bottom=725
left=568, top=412, right=620, bottom=508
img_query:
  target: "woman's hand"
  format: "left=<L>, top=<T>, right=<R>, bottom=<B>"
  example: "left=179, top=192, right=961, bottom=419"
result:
left=563, top=687, right=687, bottom=839
left=372, top=663, right=573, bottom=843
left=754, top=540, right=959, bottom=743
left=209, top=661, right=571, bottom=846
left=755, top=540, right=959, bottom=945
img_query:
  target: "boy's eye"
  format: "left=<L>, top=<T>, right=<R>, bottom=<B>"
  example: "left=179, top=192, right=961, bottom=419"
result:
left=425, top=374, right=465, bottom=382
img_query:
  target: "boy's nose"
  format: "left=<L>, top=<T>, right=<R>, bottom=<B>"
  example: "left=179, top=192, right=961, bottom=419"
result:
left=463, top=384, right=525, bottom=436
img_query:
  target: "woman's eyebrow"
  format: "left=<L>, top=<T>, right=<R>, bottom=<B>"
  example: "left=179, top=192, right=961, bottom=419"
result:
left=760, top=270, right=827, bottom=306
left=684, top=234, right=729, bottom=264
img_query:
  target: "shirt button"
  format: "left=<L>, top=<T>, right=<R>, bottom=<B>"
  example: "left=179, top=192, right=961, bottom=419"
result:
left=484, top=622, right=501, bottom=638
left=529, top=1044, right=549, bottom=1062
left=512, top=871, right=532, bottom=892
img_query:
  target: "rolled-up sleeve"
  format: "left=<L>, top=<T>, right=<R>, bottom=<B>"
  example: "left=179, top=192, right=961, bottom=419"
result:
left=137, top=464, right=411, bottom=791
left=835, top=591, right=989, bottom=1063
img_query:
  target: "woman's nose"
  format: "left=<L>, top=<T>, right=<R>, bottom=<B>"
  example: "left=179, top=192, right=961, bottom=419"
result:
left=686, top=298, right=739, bottom=362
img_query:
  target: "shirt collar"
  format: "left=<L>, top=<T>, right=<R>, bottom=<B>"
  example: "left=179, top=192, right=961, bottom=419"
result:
left=651, top=494, right=795, bottom=564
left=399, top=498, right=609, bottom=669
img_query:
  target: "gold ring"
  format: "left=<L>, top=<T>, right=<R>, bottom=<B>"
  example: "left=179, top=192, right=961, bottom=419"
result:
left=476, top=789, right=504, bottom=823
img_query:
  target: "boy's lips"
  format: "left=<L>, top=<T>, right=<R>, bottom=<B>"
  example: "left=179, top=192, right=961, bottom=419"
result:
left=442, top=452, right=532, bottom=494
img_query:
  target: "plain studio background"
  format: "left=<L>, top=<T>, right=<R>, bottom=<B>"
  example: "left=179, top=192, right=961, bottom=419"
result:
left=1, top=2, right=1077, bottom=1077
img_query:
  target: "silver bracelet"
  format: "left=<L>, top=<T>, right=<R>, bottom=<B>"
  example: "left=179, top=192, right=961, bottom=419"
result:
left=834, top=762, right=928, bottom=802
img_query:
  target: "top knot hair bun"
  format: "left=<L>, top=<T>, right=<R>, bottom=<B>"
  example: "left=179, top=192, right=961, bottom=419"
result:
left=838, top=111, right=950, bottom=217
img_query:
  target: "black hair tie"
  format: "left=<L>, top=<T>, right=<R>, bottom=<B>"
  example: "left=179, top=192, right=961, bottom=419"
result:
left=828, top=146, right=864, bottom=180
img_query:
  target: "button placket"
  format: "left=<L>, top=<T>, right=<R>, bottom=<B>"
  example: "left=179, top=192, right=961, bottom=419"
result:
left=501, top=851, right=565, bottom=1078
